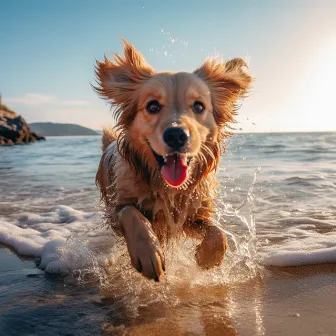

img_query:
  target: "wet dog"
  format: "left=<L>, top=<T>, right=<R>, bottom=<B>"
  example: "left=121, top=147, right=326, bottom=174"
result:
left=95, top=39, right=252, bottom=281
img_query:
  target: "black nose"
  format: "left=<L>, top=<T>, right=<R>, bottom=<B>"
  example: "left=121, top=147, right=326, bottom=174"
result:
left=163, top=127, right=189, bottom=150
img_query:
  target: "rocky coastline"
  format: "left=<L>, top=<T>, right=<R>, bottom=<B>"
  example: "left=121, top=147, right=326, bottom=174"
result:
left=0, top=105, right=45, bottom=145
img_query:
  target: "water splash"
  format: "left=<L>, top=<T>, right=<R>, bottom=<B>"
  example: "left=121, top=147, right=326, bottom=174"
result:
left=215, top=167, right=261, bottom=279
left=60, top=168, right=261, bottom=297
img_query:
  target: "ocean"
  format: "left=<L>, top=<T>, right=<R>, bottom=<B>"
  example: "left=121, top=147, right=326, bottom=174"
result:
left=0, top=132, right=335, bottom=335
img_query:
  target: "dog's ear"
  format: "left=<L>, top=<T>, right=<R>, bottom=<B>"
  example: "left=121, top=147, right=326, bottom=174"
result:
left=94, top=39, right=155, bottom=126
left=194, top=57, right=252, bottom=127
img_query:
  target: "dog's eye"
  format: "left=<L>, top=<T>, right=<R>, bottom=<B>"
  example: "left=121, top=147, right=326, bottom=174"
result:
left=192, top=101, right=205, bottom=114
left=146, top=100, right=162, bottom=114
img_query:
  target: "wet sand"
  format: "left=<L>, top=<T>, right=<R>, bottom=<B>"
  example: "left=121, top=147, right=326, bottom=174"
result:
left=0, top=245, right=335, bottom=336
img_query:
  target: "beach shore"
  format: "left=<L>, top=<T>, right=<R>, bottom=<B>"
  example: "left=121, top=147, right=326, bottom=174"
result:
left=1, top=245, right=335, bottom=336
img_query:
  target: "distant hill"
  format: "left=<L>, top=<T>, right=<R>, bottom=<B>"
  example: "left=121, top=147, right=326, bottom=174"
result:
left=30, top=122, right=99, bottom=136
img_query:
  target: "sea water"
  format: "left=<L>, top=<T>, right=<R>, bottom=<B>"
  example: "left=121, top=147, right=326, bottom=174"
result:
left=0, top=132, right=335, bottom=334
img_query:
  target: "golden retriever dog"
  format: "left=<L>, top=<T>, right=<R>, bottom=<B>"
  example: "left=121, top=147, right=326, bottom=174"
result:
left=94, top=39, right=252, bottom=281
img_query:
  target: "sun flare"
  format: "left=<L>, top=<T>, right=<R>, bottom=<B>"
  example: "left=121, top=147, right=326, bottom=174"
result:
left=296, top=42, right=336, bottom=131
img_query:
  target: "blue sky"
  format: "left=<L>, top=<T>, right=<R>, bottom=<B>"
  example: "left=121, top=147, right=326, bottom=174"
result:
left=1, top=0, right=335, bottom=132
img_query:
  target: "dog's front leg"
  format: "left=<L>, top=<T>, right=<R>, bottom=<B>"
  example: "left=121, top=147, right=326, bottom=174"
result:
left=195, top=225, right=227, bottom=269
left=118, top=205, right=165, bottom=281
left=184, top=200, right=227, bottom=269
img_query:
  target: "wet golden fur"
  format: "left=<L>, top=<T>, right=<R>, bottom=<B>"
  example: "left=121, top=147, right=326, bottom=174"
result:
left=94, top=39, right=252, bottom=280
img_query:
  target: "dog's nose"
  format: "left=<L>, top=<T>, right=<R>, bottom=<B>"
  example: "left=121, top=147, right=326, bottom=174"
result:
left=163, top=127, right=189, bottom=150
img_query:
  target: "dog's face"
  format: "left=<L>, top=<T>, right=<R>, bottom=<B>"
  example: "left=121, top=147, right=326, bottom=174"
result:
left=133, top=72, right=217, bottom=187
left=95, top=39, right=252, bottom=188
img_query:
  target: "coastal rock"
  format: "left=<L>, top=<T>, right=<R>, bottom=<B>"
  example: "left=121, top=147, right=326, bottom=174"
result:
left=0, top=105, right=45, bottom=145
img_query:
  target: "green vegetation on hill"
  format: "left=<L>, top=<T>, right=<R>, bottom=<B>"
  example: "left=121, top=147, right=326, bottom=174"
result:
left=29, top=122, right=99, bottom=136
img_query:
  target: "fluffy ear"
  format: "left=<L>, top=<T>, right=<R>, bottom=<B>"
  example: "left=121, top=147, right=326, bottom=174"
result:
left=194, top=57, right=252, bottom=128
left=94, top=39, right=155, bottom=127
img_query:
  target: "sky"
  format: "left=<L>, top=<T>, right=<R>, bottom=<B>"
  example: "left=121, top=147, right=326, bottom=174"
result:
left=1, top=0, right=335, bottom=132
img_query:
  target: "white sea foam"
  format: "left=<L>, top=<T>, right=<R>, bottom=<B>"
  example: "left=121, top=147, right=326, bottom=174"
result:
left=0, top=205, right=115, bottom=274
left=1, top=202, right=336, bottom=281
left=260, top=228, right=336, bottom=266
left=0, top=220, right=47, bottom=257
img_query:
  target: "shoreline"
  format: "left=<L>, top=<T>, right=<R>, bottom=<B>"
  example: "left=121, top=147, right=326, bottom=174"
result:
left=1, top=245, right=335, bottom=336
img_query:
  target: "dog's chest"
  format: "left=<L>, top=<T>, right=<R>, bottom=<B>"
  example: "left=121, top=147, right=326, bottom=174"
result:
left=113, top=149, right=211, bottom=236
left=139, top=188, right=203, bottom=236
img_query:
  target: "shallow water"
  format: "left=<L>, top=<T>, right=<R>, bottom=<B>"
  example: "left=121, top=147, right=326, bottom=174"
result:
left=1, top=246, right=336, bottom=336
left=0, top=132, right=336, bottom=335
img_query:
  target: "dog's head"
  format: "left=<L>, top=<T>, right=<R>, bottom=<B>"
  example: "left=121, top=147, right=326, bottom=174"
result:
left=95, top=39, right=252, bottom=188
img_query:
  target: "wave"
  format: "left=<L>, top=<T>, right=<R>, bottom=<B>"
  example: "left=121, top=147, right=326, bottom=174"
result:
left=0, top=203, right=258, bottom=285
left=0, top=206, right=104, bottom=271
left=2, top=203, right=336, bottom=285
left=260, top=229, right=336, bottom=267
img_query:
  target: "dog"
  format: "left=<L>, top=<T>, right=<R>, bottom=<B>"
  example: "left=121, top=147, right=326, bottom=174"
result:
left=94, top=39, right=252, bottom=281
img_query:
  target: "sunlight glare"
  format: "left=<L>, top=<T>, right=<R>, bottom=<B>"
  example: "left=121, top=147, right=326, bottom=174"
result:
left=296, top=42, right=336, bottom=131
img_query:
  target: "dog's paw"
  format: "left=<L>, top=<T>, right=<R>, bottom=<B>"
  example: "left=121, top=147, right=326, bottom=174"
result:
left=195, top=226, right=227, bottom=269
left=130, top=232, right=165, bottom=281
left=123, top=218, right=165, bottom=281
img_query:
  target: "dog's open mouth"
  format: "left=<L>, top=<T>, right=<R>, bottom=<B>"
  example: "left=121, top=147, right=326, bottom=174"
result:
left=151, top=148, right=192, bottom=187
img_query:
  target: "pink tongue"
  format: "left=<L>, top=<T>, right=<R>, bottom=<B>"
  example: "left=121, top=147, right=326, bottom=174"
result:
left=161, top=155, right=188, bottom=187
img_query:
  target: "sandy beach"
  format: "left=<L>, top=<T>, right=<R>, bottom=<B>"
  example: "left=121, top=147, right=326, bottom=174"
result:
left=1, top=245, right=335, bottom=336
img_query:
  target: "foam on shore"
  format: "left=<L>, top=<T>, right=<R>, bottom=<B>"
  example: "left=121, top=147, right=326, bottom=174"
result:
left=260, top=228, right=336, bottom=266
left=1, top=205, right=336, bottom=279
left=0, top=206, right=112, bottom=274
